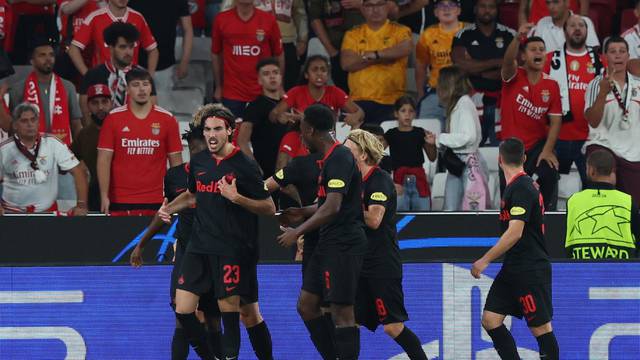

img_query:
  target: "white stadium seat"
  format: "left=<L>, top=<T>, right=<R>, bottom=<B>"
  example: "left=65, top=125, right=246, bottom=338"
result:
left=335, top=122, right=352, bottom=143
left=478, top=146, right=499, bottom=173
left=161, top=88, right=203, bottom=116
left=430, top=172, right=447, bottom=211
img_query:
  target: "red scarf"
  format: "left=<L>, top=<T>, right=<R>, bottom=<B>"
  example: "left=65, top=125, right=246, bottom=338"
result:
left=23, top=72, right=71, bottom=146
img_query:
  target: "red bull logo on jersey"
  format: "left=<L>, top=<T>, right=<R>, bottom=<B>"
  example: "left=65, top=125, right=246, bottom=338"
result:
left=196, top=180, right=220, bottom=193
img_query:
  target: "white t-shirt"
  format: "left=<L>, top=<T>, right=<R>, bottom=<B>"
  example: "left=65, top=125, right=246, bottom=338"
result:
left=534, top=15, right=599, bottom=53
left=584, top=73, right=640, bottom=162
left=437, top=95, right=482, bottom=154
left=622, top=25, right=640, bottom=60
left=0, top=135, right=79, bottom=212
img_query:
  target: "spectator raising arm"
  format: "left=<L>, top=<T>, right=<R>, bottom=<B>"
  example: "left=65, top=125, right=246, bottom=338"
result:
left=502, top=23, right=534, bottom=82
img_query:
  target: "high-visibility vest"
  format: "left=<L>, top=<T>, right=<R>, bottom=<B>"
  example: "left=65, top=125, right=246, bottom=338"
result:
left=565, top=188, right=637, bottom=259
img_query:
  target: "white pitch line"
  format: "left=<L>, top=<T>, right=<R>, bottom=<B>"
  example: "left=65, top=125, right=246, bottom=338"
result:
left=589, top=287, right=640, bottom=300
left=0, top=291, right=84, bottom=304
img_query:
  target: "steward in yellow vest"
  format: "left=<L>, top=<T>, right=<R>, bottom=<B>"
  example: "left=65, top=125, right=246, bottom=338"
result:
left=565, top=150, right=639, bottom=259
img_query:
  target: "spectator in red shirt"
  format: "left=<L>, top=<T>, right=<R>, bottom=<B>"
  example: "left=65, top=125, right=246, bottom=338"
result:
left=8, top=0, right=57, bottom=65
left=499, top=24, right=562, bottom=210
left=68, top=0, right=159, bottom=76
left=96, top=68, right=183, bottom=216
left=211, top=0, right=284, bottom=118
left=55, top=0, right=102, bottom=81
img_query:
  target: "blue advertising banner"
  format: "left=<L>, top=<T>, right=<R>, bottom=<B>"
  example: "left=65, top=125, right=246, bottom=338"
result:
left=0, top=263, right=638, bottom=359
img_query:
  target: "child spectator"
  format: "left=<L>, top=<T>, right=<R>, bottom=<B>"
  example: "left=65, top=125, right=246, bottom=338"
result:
left=384, top=95, right=437, bottom=211
left=415, top=0, right=466, bottom=127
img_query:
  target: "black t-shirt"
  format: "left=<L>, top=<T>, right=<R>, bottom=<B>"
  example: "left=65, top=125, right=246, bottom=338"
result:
left=499, top=173, right=550, bottom=275
left=384, top=127, right=426, bottom=169
left=187, top=148, right=270, bottom=256
left=273, top=152, right=322, bottom=255
left=452, top=23, right=516, bottom=95
left=165, top=163, right=195, bottom=246
left=79, top=64, right=157, bottom=95
left=129, top=0, right=190, bottom=71
left=243, top=95, right=289, bottom=178
left=316, top=144, right=367, bottom=254
left=361, top=167, right=402, bottom=278
left=379, top=155, right=393, bottom=173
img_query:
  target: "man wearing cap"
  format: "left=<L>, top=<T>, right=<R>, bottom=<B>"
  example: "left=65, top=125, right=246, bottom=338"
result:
left=8, top=38, right=83, bottom=146
left=0, top=102, right=88, bottom=215
left=72, top=84, right=114, bottom=212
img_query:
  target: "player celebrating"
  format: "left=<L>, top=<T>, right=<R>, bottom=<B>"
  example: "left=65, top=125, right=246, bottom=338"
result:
left=158, top=105, right=276, bottom=360
left=278, top=104, right=367, bottom=360
left=129, top=123, right=222, bottom=359
left=344, top=129, right=428, bottom=360
left=471, top=137, right=559, bottom=360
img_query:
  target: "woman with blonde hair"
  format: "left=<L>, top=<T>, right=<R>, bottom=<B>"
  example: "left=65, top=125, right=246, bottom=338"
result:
left=344, top=129, right=429, bottom=360
left=435, top=65, right=490, bottom=211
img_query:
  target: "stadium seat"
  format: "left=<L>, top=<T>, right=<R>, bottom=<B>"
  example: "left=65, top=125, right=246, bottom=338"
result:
left=161, top=88, right=204, bottom=116
left=558, top=171, right=582, bottom=209
left=498, top=2, right=519, bottom=33
left=406, top=68, right=417, bottom=94
left=380, top=120, right=397, bottom=133
left=335, top=121, right=352, bottom=143
left=478, top=146, right=499, bottom=173
left=173, top=62, right=207, bottom=94
left=621, top=9, right=637, bottom=34
left=487, top=172, right=500, bottom=209
left=589, top=3, right=613, bottom=40
left=175, top=36, right=212, bottom=63
left=430, top=172, right=447, bottom=211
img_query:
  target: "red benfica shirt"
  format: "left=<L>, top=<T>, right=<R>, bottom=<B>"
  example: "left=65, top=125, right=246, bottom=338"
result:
left=211, top=8, right=283, bottom=102
left=97, top=105, right=182, bottom=204
left=500, top=68, right=562, bottom=150
left=544, top=50, right=603, bottom=141
left=284, top=85, right=349, bottom=113
left=11, top=2, right=55, bottom=15
left=279, top=130, right=309, bottom=158
left=58, top=0, right=100, bottom=44
left=0, top=1, right=13, bottom=52
left=72, top=7, right=157, bottom=68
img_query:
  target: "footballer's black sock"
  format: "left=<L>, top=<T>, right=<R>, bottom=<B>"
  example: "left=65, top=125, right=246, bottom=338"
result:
left=175, top=312, right=215, bottom=360
left=486, top=324, right=520, bottom=360
left=221, top=312, right=241, bottom=359
left=304, top=316, right=337, bottom=360
left=246, top=320, right=274, bottom=360
left=206, top=328, right=223, bottom=360
left=334, top=326, right=360, bottom=360
left=536, top=332, right=559, bottom=360
left=171, top=327, right=189, bottom=360
left=323, top=312, right=336, bottom=347
left=393, top=326, right=428, bottom=360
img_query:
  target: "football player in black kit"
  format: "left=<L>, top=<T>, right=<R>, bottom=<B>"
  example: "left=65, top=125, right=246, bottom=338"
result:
left=278, top=104, right=367, bottom=360
left=129, top=123, right=223, bottom=360
left=344, top=129, right=429, bottom=360
left=471, top=137, right=559, bottom=360
left=157, top=104, right=276, bottom=360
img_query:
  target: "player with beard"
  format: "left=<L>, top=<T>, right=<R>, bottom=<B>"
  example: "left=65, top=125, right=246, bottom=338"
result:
left=72, top=84, right=114, bottom=211
left=472, top=137, right=559, bottom=360
left=344, top=129, right=428, bottom=360
left=130, top=122, right=222, bottom=360
left=498, top=24, right=562, bottom=211
left=157, top=104, right=276, bottom=360
left=278, top=104, right=366, bottom=360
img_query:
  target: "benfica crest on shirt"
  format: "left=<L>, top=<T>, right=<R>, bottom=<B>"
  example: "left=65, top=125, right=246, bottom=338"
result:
left=256, top=29, right=265, bottom=42
left=151, top=122, right=161, bottom=135
left=495, top=37, right=504, bottom=49
left=541, top=89, right=550, bottom=103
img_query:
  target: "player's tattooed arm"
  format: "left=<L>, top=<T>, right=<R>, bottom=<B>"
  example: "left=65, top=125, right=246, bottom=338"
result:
left=471, top=220, right=525, bottom=278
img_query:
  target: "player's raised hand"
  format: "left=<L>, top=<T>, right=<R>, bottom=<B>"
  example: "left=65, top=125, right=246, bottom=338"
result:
left=130, top=244, right=144, bottom=268
left=278, top=207, right=306, bottom=226
left=157, top=198, right=172, bottom=224
left=218, top=177, right=239, bottom=203
left=518, top=23, right=535, bottom=38
left=471, top=258, right=489, bottom=279
left=277, top=226, right=299, bottom=247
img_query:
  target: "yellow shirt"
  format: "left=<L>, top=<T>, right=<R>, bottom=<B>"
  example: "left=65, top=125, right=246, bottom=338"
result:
left=416, top=22, right=467, bottom=89
left=341, top=20, right=412, bottom=105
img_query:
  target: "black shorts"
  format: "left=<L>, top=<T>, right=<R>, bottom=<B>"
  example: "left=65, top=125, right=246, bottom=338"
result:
left=176, top=252, right=254, bottom=301
left=170, top=243, right=220, bottom=316
left=484, top=270, right=553, bottom=327
left=302, top=251, right=363, bottom=305
left=355, top=277, right=409, bottom=332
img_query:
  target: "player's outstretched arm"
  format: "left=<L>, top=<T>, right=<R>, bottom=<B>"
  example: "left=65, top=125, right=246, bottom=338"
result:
left=277, top=193, right=341, bottom=246
left=471, top=220, right=525, bottom=278
left=159, top=192, right=196, bottom=223
left=218, top=177, right=276, bottom=216
left=130, top=213, right=167, bottom=268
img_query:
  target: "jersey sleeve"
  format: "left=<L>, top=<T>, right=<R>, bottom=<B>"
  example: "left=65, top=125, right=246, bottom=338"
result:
left=364, top=173, right=393, bottom=209
left=239, top=159, right=270, bottom=200
left=278, top=131, right=301, bottom=157
left=139, top=18, right=158, bottom=51
left=97, top=114, right=116, bottom=151
left=53, top=138, right=80, bottom=171
left=166, top=116, right=183, bottom=154
left=322, top=150, right=353, bottom=195
left=508, top=187, right=534, bottom=223
left=269, top=15, right=284, bottom=56
left=333, top=86, right=349, bottom=109
left=547, top=79, right=562, bottom=117
left=243, top=100, right=260, bottom=125
left=283, top=87, right=299, bottom=109
left=341, top=29, right=358, bottom=52
left=273, top=156, right=303, bottom=187
left=71, top=18, right=92, bottom=50
left=415, top=32, right=431, bottom=65
left=584, top=76, right=601, bottom=112
left=394, top=24, right=411, bottom=44
left=177, top=0, right=190, bottom=17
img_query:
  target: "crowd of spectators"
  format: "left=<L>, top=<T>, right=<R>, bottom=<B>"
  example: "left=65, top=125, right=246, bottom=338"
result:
left=0, top=0, right=638, bottom=215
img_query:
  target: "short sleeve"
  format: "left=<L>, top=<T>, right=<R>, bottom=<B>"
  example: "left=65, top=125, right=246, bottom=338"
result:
left=341, top=30, right=357, bottom=52
left=139, top=18, right=158, bottom=51
left=394, top=24, right=411, bottom=43
left=452, top=29, right=465, bottom=48
left=269, top=15, right=283, bottom=56
left=278, top=131, right=301, bottom=157
left=364, top=173, right=393, bottom=208
left=177, top=0, right=190, bottom=17
left=238, top=159, right=270, bottom=200
left=307, top=0, right=322, bottom=22
left=71, top=19, right=92, bottom=50
left=322, top=150, right=353, bottom=195
left=166, top=116, right=183, bottom=154
left=53, top=138, right=80, bottom=171
left=211, top=13, right=222, bottom=54
left=547, top=80, right=562, bottom=116
left=187, top=161, right=197, bottom=193
left=584, top=76, right=601, bottom=112
left=415, top=32, right=430, bottom=65
left=283, top=87, right=300, bottom=109
left=508, top=187, right=533, bottom=223
left=332, top=86, right=349, bottom=109
left=273, top=156, right=303, bottom=187
left=243, top=100, right=261, bottom=125
left=97, top=115, right=116, bottom=151
left=65, top=81, right=82, bottom=120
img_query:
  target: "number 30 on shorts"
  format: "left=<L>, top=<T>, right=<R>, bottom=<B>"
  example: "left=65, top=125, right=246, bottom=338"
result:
left=519, top=294, right=537, bottom=314
left=223, top=265, right=240, bottom=284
